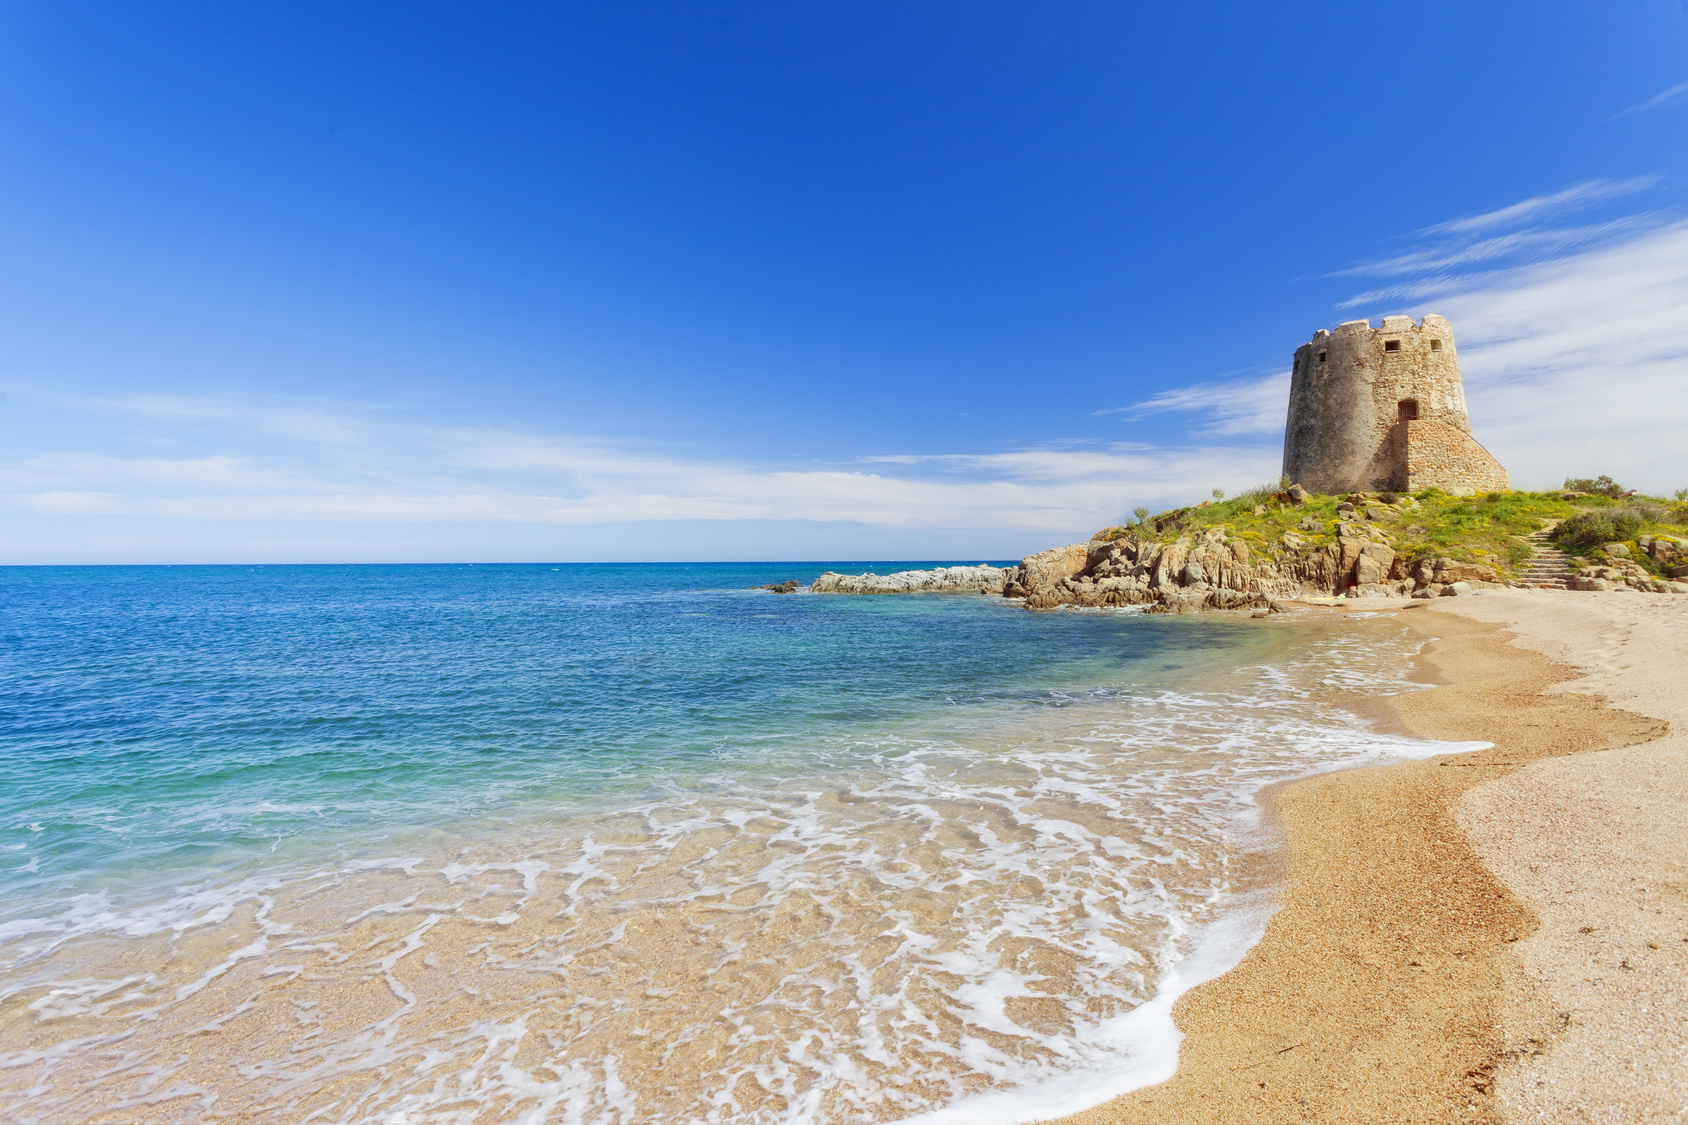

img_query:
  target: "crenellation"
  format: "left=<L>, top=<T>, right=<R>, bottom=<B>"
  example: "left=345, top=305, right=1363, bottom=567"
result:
left=1282, top=314, right=1505, bottom=495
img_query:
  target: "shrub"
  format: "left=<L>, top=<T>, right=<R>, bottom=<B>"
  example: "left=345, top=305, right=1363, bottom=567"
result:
left=1563, top=475, right=1626, bottom=497
left=1554, top=509, right=1645, bottom=548
left=1628, top=502, right=1669, bottom=524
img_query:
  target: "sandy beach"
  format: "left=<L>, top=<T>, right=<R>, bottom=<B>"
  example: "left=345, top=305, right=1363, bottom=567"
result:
left=1048, top=589, right=1688, bottom=1124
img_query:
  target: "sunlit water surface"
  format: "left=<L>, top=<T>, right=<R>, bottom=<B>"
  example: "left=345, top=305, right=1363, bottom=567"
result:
left=0, top=564, right=1455, bottom=1124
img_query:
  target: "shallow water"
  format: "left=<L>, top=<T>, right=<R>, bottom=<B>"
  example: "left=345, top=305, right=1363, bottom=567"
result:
left=0, top=565, right=1458, bottom=1123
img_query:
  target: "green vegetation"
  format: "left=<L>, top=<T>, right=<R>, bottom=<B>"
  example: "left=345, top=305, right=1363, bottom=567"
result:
left=1562, top=475, right=1628, bottom=497
left=1554, top=509, right=1646, bottom=549
left=1105, top=483, right=1688, bottom=580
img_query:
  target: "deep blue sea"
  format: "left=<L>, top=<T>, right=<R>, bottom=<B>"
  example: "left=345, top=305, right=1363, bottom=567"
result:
left=0, top=564, right=1470, bottom=1124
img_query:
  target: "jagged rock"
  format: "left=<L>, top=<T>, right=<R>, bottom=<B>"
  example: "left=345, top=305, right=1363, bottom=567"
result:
left=1287, top=484, right=1310, bottom=504
left=1020, top=544, right=1089, bottom=591
left=1645, top=536, right=1685, bottom=562
left=1355, top=542, right=1394, bottom=587
left=757, top=580, right=800, bottom=593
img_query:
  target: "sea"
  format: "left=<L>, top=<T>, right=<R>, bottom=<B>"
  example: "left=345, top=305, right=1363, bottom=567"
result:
left=0, top=563, right=1479, bottom=1124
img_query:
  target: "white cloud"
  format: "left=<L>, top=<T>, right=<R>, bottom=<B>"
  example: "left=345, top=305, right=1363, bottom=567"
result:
left=1165, top=205, right=1688, bottom=498
left=1099, top=372, right=1289, bottom=437
left=1417, top=176, right=1660, bottom=235
left=1389, top=219, right=1688, bottom=493
left=1612, top=82, right=1688, bottom=119
left=0, top=392, right=1279, bottom=555
left=1338, top=216, right=1655, bottom=280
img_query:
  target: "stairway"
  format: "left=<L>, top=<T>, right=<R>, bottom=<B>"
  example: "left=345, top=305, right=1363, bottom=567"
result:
left=1518, top=527, right=1573, bottom=589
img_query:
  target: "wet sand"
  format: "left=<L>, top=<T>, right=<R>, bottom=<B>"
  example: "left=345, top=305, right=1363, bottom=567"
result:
left=1046, top=590, right=1684, bottom=1125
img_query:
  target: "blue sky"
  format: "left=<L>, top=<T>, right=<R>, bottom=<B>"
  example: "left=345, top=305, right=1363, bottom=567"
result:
left=3, top=1, right=1687, bottom=563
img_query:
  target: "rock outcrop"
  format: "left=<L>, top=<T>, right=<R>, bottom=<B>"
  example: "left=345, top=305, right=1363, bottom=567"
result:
left=1000, top=544, right=1087, bottom=599
left=806, top=526, right=1513, bottom=611
left=1001, top=525, right=1502, bottom=612
left=809, top=564, right=1015, bottom=595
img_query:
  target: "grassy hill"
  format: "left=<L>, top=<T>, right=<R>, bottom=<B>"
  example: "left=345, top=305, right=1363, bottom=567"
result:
left=1095, top=483, right=1688, bottom=584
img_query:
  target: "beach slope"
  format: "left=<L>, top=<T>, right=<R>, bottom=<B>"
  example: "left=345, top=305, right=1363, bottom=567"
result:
left=1046, top=591, right=1685, bottom=1124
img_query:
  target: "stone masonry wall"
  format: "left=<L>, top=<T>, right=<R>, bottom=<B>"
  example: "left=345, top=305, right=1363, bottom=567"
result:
left=1283, top=314, right=1504, bottom=494
left=1404, top=419, right=1509, bottom=494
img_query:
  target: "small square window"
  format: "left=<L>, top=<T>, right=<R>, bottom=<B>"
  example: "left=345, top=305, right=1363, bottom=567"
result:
left=1398, top=400, right=1419, bottom=421
left=1430, top=339, right=1442, bottom=351
left=1317, top=351, right=1327, bottom=363
left=1384, top=340, right=1401, bottom=352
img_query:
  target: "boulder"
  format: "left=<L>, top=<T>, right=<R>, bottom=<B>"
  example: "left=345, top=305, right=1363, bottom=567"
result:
left=1440, top=581, right=1474, bottom=597
left=1354, top=542, right=1394, bottom=587
left=1018, top=543, right=1089, bottom=592
left=1432, top=559, right=1497, bottom=584
left=1287, top=484, right=1310, bottom=504
left=1602, top=542, right=1632, bottom=558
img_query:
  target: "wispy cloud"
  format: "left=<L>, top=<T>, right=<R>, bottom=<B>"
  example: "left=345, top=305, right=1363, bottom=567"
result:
left=0, top=393, right=1278, bottom=551
left=1336, top=174, right=1674, bottom=313
left=1438, top=219, right=1688, bottom=491
left=1098, top=372, right=1288, bottom=437
left=1338, top=216, right=1654, bottom=280
left=1417, top=176, right=1659, bottom=235
left=1337, top=219, right=1688, bottom=493
left=1612, top=81, right=1688, bottom=119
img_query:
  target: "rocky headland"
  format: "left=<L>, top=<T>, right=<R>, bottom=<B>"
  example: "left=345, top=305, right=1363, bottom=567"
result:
left=799, top=484, right=1688, bottom=612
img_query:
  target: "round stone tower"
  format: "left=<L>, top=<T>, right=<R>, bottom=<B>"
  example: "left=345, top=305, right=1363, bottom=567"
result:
left=1282, top=314, right=1506, bottom=495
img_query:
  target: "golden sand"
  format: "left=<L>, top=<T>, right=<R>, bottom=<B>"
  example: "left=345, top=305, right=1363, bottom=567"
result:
left=1046, top=593, right=1680, bottom=1125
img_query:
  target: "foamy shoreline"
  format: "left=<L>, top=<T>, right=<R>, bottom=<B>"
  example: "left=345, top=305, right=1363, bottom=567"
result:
left=1044, top=590, right=1687, bottom=1124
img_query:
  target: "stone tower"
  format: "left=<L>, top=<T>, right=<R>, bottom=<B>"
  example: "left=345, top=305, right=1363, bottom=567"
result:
left=1282, top=314, right=1507, bottom=496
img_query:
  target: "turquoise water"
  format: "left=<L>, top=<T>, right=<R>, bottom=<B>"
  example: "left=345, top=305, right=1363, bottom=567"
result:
left=0, top=564, right=1456, bottom=1124
left=0, top=562, right=1272, bottom=915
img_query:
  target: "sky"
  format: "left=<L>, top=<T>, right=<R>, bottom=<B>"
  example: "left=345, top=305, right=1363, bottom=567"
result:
left=2, top=1, right=1687, bottom=564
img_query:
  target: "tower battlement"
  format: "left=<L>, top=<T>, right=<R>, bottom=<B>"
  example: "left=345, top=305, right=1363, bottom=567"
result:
left=1282, top=315, right=1506, bottom=495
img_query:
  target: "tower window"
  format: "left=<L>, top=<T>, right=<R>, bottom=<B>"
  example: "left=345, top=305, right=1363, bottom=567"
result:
left=1398, top=399, right=1419, bottom=421
left=1317, top=351, right=1327, bottom=363
left=1430, top=339, right=1442, bottom=351
left=1384, top=339, right=1401, bottom=352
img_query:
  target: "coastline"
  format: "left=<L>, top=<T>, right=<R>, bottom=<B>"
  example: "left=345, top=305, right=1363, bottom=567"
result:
left=1044, top=591, right=1683, bottom=1124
